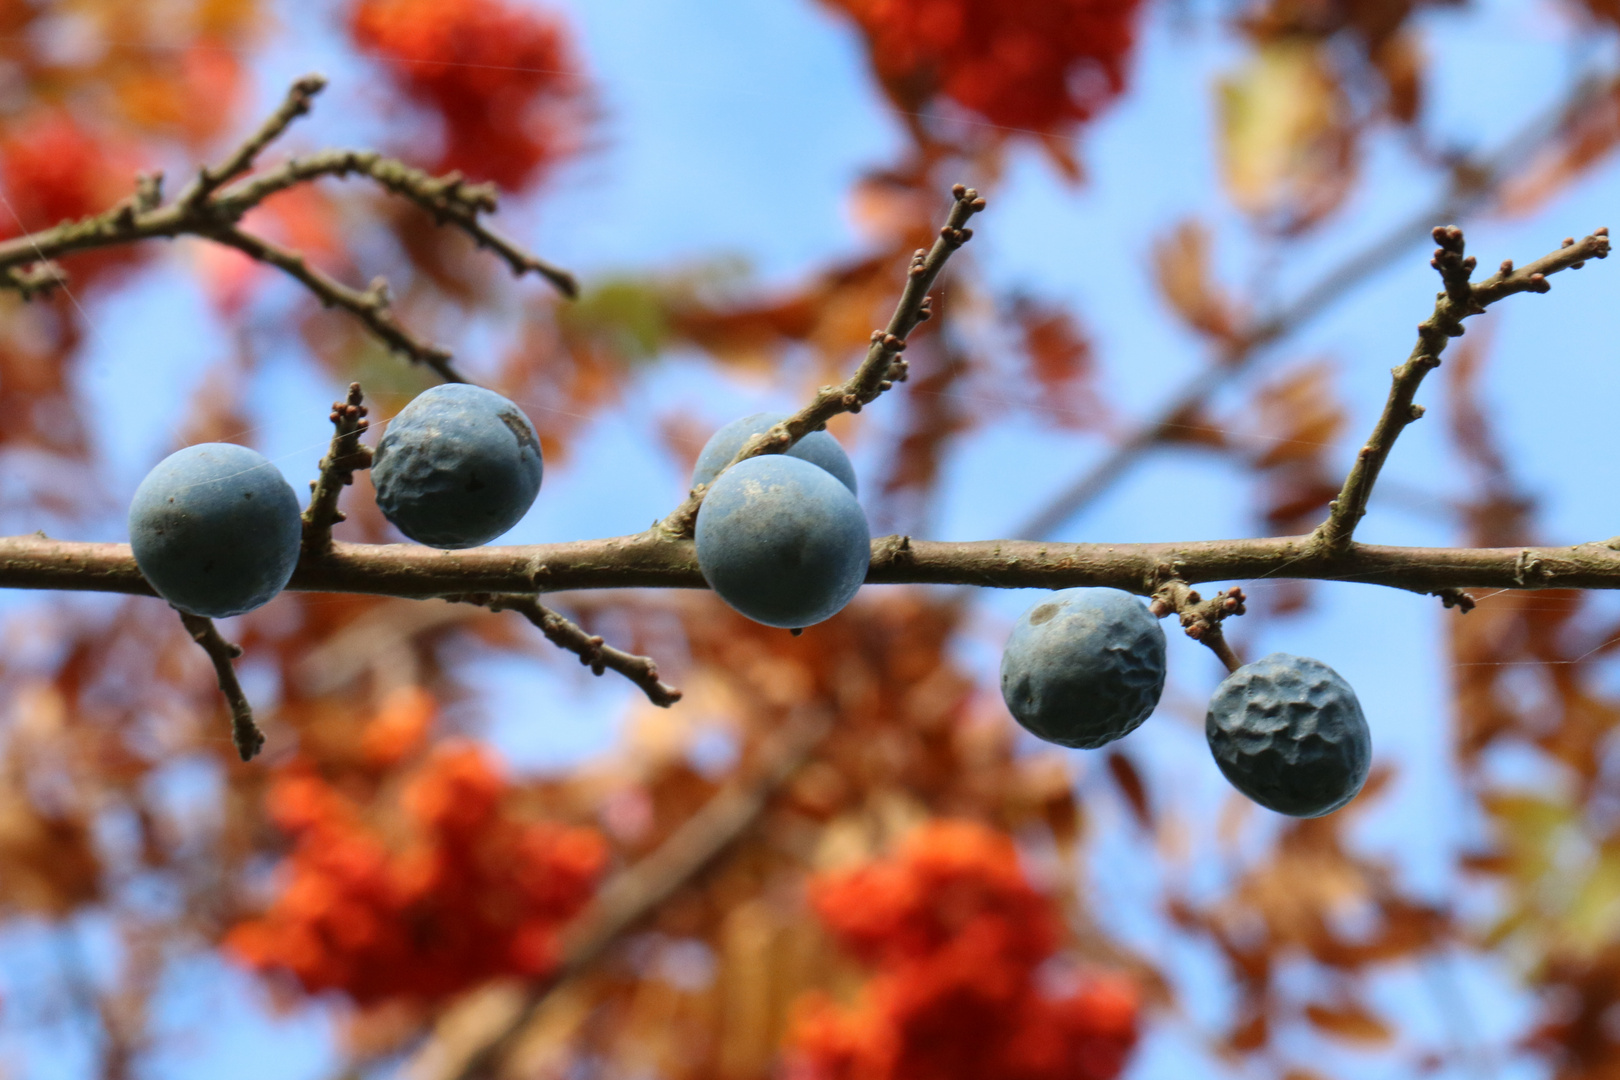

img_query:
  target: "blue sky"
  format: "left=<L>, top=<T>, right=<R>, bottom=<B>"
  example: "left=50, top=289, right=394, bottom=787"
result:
left=4, top=0, right=1620, bottom=1076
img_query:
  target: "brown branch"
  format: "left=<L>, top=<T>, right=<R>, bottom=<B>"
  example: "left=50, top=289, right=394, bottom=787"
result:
left=175, top=74, right=328, bottom=210
left=414, top=708, right=832, bottom=1080
left=177, top=611, right=264, bottom=761
left=1013, top=72, right=1620, bottom=542
left=473, top=593, right=683, bottom=707
left=302, top=383, right=374, bottom=553
left=216, top=152, right=578, bottom=298
left=0, top=73, right=577, bottom=378
left=1150, top=582, right=1247, bottom=674
left=206, top=225, right=468, bottom=382
left=657, top=184, right=986, bottom=538
left=16, top=532, right=1620, bottom=599
left=1311, top=226, right=1609, bottom=555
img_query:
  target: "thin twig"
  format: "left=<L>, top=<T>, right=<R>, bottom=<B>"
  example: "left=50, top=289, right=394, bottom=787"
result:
left=175, top=74, right=328, bottom=210
left=475, top=593, right=683, bottom=707
left=1311, top=227, right=1610, bottom=554
left=207, top=225, right=466, bottom=382
left=177, top=611, right=264, bottom=761
left=657, top=184, right=986, bottom=538
left=1014, top=71, right=1620, bottom=542
left=217, top=152, right=578, bottom=297
left=302, top=383, right=374, bottom=553
left=1150, top=581, right=1247, bottom=674
left=413, top=708, right=832, bottom=1080
left=0, top=74, right=578, bottom=380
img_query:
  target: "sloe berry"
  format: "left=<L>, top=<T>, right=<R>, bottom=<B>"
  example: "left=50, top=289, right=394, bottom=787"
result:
left=128, top=443, right=303, bottom=618
left=371, top=384, right=543, bottom=549
left=694, top=454, right=869, bottom=628
left=1205, top=653, right=1371, bottom=817
left=691, top=412, right=857, bottom=495
left=999, top=588, right=1166, bottom=749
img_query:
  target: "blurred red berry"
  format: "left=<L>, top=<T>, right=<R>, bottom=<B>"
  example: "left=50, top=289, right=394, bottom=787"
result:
left=348, top=0, right=590, bottom=192
left=821, top=0, right=1141, bottom=137
left=0, top=110, right=143, bottom=283
left=228, top=740, right=607, bottom=1004
left=786, top=820, right=1140, bottom=1080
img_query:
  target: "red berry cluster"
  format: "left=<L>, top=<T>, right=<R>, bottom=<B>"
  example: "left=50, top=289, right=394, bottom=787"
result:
left=823, top=0, right=1141, bottom=135
left=348, top=0, right=588, bottom=192
left=0, top=110, right=142, bottom=281
left=227, top=741, right=607, bottom=1003
left=786, top=821, right=1139, bottom=1080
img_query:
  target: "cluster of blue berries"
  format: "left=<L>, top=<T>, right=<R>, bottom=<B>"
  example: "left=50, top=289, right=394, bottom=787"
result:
left=1000, top=588, right=1371, bottom=817
left=128, top=384, right=544, bottom=618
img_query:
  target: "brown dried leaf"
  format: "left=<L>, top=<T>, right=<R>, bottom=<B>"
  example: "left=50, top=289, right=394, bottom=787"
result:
left=1247, top=361, right=1345, bottom=470
left=1151, top=220, right=1237, bottom=340
left=1303, top=1000, right=1393, bottom=1044
left=1011, top=297, right=1109, bottom=429
left=1497, top=79, right=1620, bottom=218
left=1106, top=749, right=1153, bottom=830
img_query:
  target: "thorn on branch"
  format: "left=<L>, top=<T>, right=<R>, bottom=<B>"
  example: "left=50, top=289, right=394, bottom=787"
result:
left=179, top=611, right=265, bottom=761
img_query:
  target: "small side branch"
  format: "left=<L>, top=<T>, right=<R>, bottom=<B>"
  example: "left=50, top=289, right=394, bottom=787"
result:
left=1313, top=225, right=1610, bottom=554
left=657, top=184, right=986, bottom=538
left=208, top=226, right=466, bottom=383
left=1151, top=581, right=1247, bottom=674
left=176, top=74, right=328, bottom=210
left=218, top=152, right=577, bottom=298
left=0, top=73, right=577, bottom=380
left=302, top=383, right=373, bottom=552
left=480, top=593, right=682, bottom=707
left=178, top=611, right=264, bottom=761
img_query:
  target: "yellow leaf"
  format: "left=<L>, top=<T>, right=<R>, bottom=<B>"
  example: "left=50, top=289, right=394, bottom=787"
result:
left=1219, top=40, right=1354, bottom=231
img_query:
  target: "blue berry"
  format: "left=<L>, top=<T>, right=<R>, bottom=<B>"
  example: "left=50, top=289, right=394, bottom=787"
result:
left=1205, top=653, right=1371, bottom=817
left=128, top=443, right=303, bottom=618
left=694, top=454, right=870, bottom=629
left=371, top=384, right=543, bottom=549
left=691, top=412, right=857, bottom=495
left=999, top=589, right=1166, bottom=749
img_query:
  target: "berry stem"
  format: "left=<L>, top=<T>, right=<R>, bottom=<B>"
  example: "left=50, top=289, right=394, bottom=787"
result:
left=1150, top=581, right=1246, bottom=674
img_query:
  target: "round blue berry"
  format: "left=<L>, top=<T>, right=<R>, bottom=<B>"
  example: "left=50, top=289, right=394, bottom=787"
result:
left=371, top=384, right=543, bottom=549
left=694, top=454, right=870, bottom=629
left=691, top=412, right=857, bottom=495
left=128, top=443, right=303, bottom=618
left=1206, top=653, right=1371, bottom=817
left=999, top=588, right=1167, bottom=749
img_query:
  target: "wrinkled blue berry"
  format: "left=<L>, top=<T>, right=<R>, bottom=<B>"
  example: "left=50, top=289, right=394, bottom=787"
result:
left=694, top=454, right=870, bottom=629
left=128, top=443, right=303, bottom=618
left=691, top=412, right=857, bottom=495
left=999, top=588, right=1166, bottom=749
left=1206, top=653, right=1371, bottom=817
left=371, top=384, right=543, bottom=549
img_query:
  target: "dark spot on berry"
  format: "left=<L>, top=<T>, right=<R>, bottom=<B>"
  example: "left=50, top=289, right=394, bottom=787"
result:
left=498, top=410, right=540, bottom=455
left=1028, top=603, right=1059, bottom=626
left=465, top=473, right=486, bottom=492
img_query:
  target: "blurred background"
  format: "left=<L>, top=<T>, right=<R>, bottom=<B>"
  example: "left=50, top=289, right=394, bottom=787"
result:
left=0, top=0, right=1618, bottom=1077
